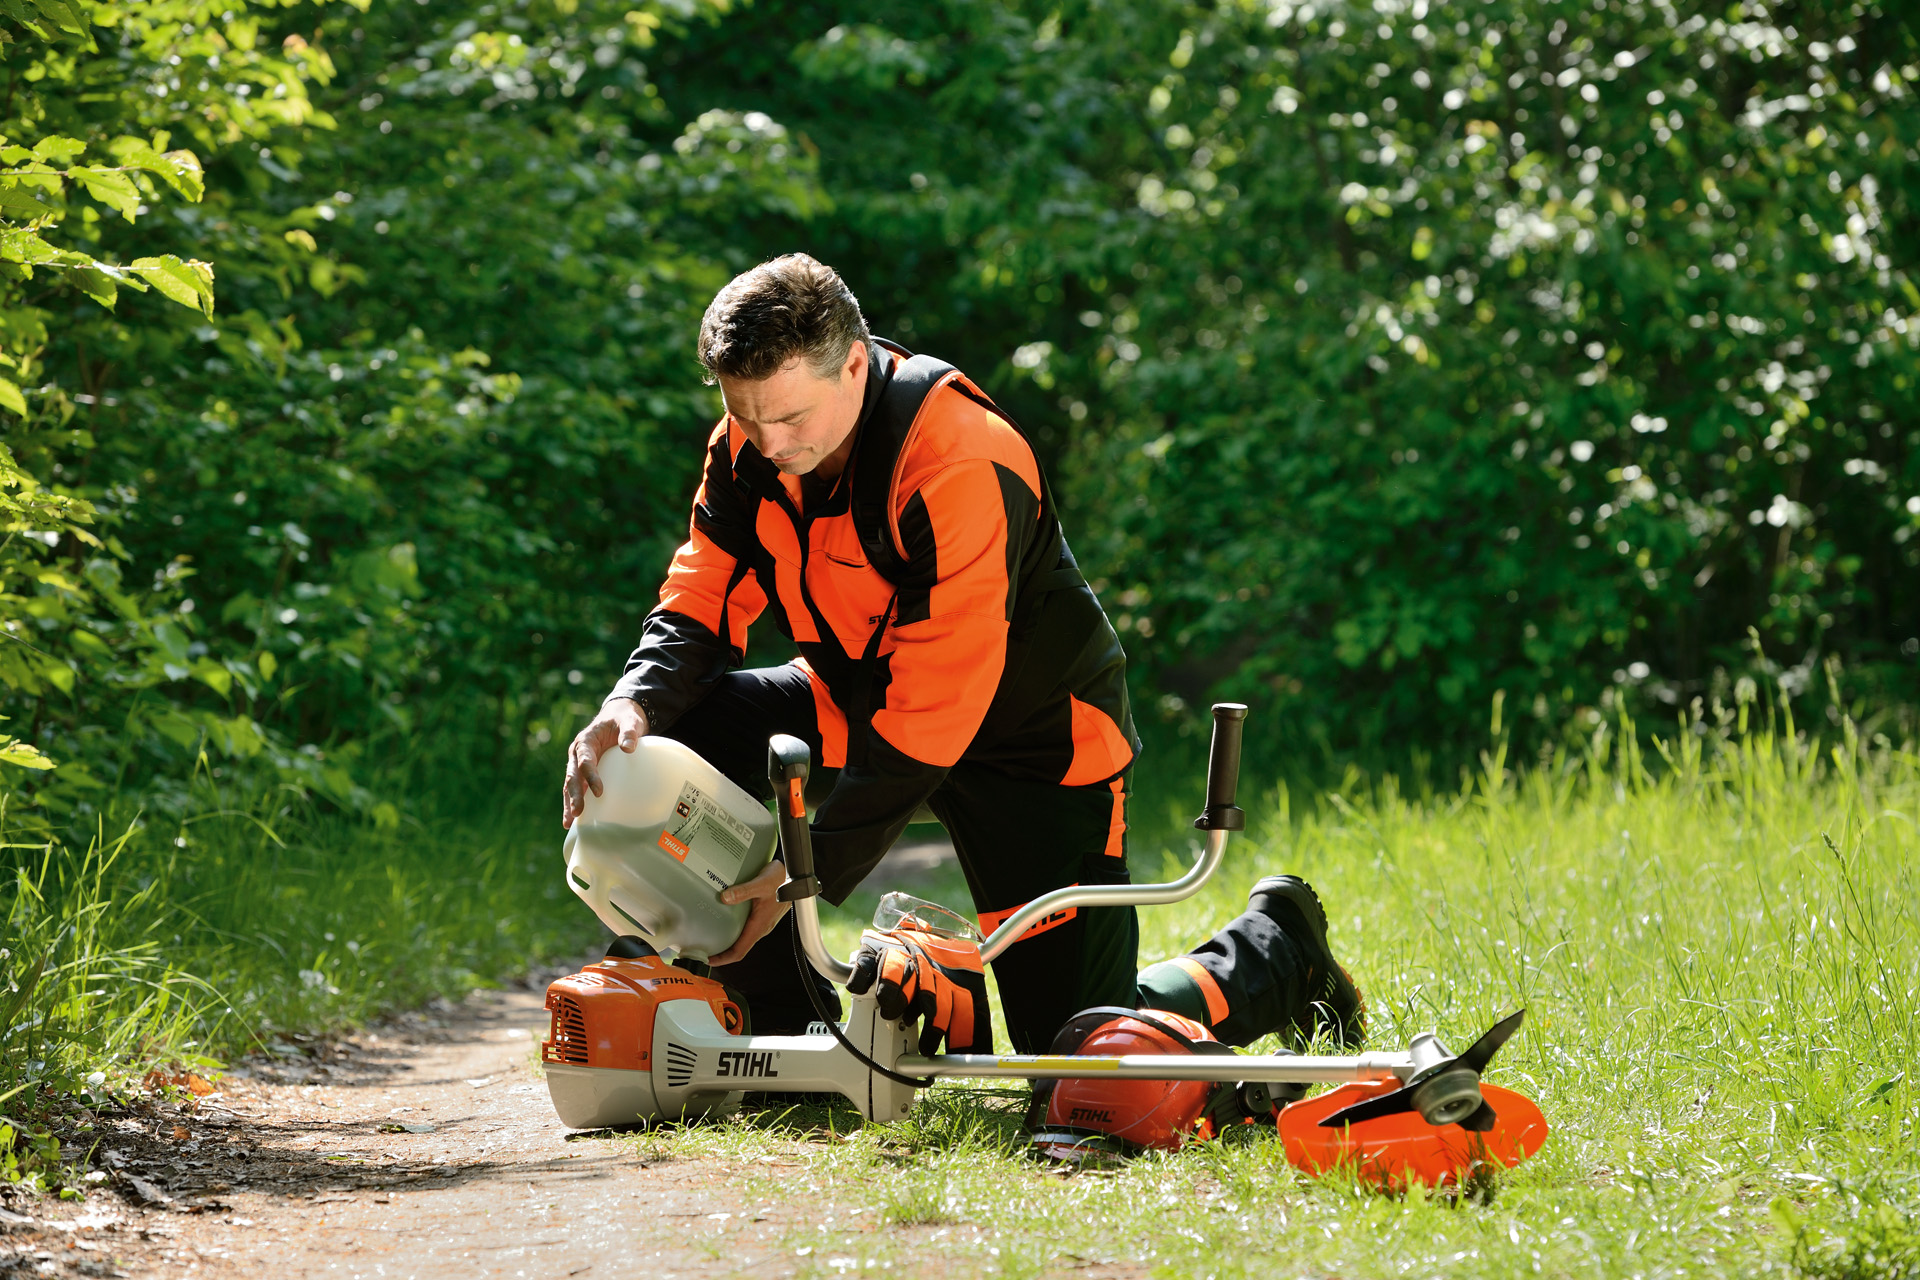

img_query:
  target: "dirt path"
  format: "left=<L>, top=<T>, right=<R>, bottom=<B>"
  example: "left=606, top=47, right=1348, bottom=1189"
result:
left=6, top=984, right=812, bottom=1279
left=3, top=840, right=1111, bottom=1280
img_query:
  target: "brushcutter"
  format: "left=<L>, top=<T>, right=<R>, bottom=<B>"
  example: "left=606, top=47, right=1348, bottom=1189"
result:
left=541, top=704, right=1548, bottom=1186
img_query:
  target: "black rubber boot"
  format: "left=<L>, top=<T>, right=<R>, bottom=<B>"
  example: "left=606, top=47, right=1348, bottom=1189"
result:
left=1136, top=875, right=1367, bottom=1049
left=1246, top=875, right=1367, bottom=1048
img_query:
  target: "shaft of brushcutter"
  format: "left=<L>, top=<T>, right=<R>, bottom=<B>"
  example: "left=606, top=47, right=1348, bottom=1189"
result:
left=977, top=702, right=1248, bottom=963
left=768, top=734, right=854, bottom=985
left=899, top=1051, right=1417, bottom=1085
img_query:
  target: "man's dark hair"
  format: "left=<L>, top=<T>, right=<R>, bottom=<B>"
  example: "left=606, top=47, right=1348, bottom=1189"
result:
left=697, top=253, right=873, bottom=383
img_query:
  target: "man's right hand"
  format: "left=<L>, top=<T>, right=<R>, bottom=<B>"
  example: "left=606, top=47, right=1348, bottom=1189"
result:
left=562, top=699, right=650, bottom=828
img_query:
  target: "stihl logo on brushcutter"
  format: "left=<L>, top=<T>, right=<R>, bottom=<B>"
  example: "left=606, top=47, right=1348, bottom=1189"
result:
left=1068, top=1106, right=1115, bottom=1125
left=716, top=1050, right=780, bottom=1079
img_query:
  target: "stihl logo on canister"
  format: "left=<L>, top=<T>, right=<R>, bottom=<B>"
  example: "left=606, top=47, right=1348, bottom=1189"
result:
left=657, top=830, right=690, bottom=861
left=715, top=1050, right=779, bottom=1079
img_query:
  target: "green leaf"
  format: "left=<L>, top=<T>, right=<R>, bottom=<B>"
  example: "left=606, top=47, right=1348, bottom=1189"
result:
left=68, top=263, right=116, bottom=308
left=0, top=185, right=57, bottom=220
left=106, top=138, right=204, bottom=202
left=0, top=949, right=49, bottom=1030
left=30, top=135, right=85, bottom=164
left=0, top=736, right=55, bottom=770
left=130, top=254, right=215, bottom=317
left=0, top=0, right=48, bottom=37
left=0, top=377, right=25, bottom=416
left=72, top=168, right=140, bottom=220
left=0, top=226, right=58, bottom=264
left=29, top=0, right=88, bottom=35
left=190, top=657, right=233, bottom=697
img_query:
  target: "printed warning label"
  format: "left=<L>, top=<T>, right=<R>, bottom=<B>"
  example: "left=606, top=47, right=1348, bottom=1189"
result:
left=665, top=781, right=758, bottom=892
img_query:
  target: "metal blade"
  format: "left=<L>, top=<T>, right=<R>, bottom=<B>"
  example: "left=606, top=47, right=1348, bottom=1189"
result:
left=1316, top=1084, right=1418, bottom=1128
left=1455, top=1100, right=1500, bottom=1132
left=1456, top=1008, right=1526, bottom=1075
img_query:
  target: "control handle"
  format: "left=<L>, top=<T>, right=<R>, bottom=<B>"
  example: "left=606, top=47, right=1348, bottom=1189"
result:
left=767, top=734, right=820, bottom=902
left=1193, top=702, right=1247, bottom=831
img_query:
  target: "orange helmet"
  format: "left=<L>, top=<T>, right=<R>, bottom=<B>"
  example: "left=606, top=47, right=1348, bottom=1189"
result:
left=1027, top=1007, right=1284, bottom=1162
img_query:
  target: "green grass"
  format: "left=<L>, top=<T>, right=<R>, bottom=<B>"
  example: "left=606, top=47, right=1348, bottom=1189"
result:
left=622, top=705, right=1920, bottom=1278
left=1, top=752, right=595, bottom=1103
left=8, top=702, right=1919, bottom=1277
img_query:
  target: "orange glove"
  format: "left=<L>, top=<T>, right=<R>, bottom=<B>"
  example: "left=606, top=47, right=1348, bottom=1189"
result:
left=845, top=927, right=992, bottom=1055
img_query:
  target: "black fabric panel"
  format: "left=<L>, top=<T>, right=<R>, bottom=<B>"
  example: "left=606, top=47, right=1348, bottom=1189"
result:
left=893, top=490, right=934, bottom=626
left=646, top=663, right=821, bottom=801
left=609, top=608, right=744, bottom=734
left=928, top=763, right=1137, bottom=1052
left=811, top=729, right=951, bottom=905
left=1138, top=910, right=1313, bottom=1048
left=992, top=462, right=1041, bottom=620
left=693, top=431, right=759, bottom=560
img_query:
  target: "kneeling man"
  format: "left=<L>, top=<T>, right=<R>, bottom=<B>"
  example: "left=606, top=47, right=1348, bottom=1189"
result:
left=562, top=254, right=1363, bottom=1055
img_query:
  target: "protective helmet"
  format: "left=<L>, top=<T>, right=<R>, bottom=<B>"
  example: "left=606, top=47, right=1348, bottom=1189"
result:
left=1027, top=1006, right=1282, bottom=1162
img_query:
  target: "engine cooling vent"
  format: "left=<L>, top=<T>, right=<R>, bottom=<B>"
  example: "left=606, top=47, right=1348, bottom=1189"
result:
left=664, top=1042, right=697, bottom=1089
left=543, top=995, right=589, bottom=1065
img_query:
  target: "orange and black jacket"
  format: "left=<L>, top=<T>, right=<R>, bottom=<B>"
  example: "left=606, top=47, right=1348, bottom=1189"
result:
left=611, top=341, right=1138, bottom=902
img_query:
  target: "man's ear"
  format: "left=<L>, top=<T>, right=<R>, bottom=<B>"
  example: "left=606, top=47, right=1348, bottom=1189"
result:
left=843, top=338, right=868, bottom=387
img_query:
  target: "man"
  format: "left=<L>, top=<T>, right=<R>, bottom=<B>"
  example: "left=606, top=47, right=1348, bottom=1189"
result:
left=561, top=253, right=1363, bottom=1055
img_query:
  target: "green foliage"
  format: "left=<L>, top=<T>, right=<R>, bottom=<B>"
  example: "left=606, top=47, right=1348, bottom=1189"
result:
left=0, top=0, right=346, bottom=821
left=0, top=749, right=586, bottom=1105
left=615, top=704, right=1920, bottom=1278
left=664, top=0, right=1920, bottom=751
left=2, top=0, right=1918, bottom=1115
left=0, top=1117, right=87, bottom=1199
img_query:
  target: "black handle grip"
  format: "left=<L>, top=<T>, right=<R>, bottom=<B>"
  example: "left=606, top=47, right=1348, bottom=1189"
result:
left=767, top=734, right=820, bottom=901
left=1193, top=703, right=1248, bottom=831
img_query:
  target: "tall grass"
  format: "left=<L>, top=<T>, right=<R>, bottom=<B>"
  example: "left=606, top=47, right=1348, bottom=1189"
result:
left=690, top=701, right=1920, bottom=1278
left=1, top=751, right=594, bottom=1103
left=7, top=695, right=1919, bottom=1275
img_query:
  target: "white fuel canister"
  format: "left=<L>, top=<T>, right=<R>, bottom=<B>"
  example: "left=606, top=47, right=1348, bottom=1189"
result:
left=563, top=737, right=777, bottom=961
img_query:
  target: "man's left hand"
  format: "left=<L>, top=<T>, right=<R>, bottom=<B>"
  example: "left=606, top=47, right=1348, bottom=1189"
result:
left=709, top=859, right=789, bottom=966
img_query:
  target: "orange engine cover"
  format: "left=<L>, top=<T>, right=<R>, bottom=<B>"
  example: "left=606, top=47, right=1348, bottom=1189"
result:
left=542, top=957, right=744, bottom=1072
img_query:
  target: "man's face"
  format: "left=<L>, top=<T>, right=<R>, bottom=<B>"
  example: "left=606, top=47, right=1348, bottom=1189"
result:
left=719, top=341, right=869, bottom=478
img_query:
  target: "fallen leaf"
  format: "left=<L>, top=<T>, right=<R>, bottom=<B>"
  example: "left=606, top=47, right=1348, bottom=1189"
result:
left=143, top=1070, right=216, bottom=1096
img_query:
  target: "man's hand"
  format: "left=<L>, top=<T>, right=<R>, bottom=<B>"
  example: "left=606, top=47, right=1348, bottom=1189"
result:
left=709, top=859, right=790, bottom=966
left=561, top=699, right=650, bottom=828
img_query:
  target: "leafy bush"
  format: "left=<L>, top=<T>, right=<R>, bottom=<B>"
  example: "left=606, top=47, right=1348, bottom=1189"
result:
left=662, top=0, right=1920, bottom=752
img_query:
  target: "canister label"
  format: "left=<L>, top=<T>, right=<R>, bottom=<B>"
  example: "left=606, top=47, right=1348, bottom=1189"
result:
left=665, top=782, right=757, bottom=891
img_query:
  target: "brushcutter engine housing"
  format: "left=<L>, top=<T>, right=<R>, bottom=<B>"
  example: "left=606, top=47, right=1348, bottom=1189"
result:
left=542, top=946, right=917, bottom=1128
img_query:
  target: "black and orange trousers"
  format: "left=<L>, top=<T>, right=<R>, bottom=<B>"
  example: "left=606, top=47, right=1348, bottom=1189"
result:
left=649, top=664, right=1314, bottom=1053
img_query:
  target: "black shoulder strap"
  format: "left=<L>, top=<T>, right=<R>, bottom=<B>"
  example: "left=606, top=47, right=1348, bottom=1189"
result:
left=850, top=339, right=954, bottom=584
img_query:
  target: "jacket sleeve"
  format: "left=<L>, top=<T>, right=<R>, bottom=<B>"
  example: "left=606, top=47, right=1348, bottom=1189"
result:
left=813, top=454, right=1040, bottom=901
left=607, top=423, right=767, bottom=732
